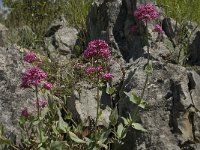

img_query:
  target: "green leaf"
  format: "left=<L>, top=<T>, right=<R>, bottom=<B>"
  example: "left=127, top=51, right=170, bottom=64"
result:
left=124, top=91, right=141, bottom=105
left=50, top=141, right=64, bottom=150
left=57, top=108, right=69, bottom=133
left=121, top=117, right=129, bottom=126
left=69, top=131, right=86, bottom=144
left=98, top=130, right=110, bottom=144
left=117, top=123, right=124, bottom=138
left=0, top=136, right=11, bottom=145
left=138, top=100, right=148, bottom=109
left=109, top=107, right=118, bottom=126
left=18, top=117, right=27, bottom=126
left=106, top=83, right=115, bottom=95
left=132, top=123, right=148, bottom=132
left=40, top=107, right=49, bottom=120
left=0, top=124, right=5, bottom=135
left=145, top=61, right=153, bottom=75
left=124, top=91, right=148, bottom=109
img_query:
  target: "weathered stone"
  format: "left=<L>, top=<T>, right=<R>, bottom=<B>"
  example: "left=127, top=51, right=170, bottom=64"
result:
left=87, top=0, right=145, bottom=61
left=0, top=47, right=35, bottom=143
left=44, top=16, right=78, bottom=59
left=187, top=31, right=200, bottom=66
left=87, top=0, right=200, bottom=149
left=117, top=59, right=200, bottom=149
left=68, top=82, right=111, bottom=127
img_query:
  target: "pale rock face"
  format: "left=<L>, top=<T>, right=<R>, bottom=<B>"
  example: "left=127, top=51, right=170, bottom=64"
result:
left=0, top=47, right=35, bottom=136
left=86, top=0, right=200, bottom=149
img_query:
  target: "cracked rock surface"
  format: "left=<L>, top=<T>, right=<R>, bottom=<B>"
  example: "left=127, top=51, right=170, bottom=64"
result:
left=0, top=47, right=35, bottom=138
left=87, top=0, right=200, bottom=149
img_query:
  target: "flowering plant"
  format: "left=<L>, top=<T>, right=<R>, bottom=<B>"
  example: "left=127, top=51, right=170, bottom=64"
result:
left=134, top=3, right=159, bottom=21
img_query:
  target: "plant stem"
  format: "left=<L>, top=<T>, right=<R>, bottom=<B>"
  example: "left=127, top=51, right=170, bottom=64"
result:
left=95, top=86, right=100, bottom=139
left=141, top=21, right=150, bottom=99
left=140, top=74, right=149, bottom=99
left=35, top=86, right=40, bottom=119
left=35, top=86, right=42, bottom=144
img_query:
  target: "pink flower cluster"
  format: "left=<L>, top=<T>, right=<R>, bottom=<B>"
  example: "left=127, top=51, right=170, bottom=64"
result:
left=153, top=24, right=163, bottom=33
left=134, top=3, right=159, bottom=21
left=84, top=40, right=111, bottom=59
left=85, top=66, right=103, bottom=75
left=34, top=99, right=48, bottom=108
left=21, top=67, right=47, bottom=88
left=23, top=52, right=37, bottom=63
left=83, top=39, right=113, bottom=81
left=43, top=82, right=53, bottom=90
left=21, top=107, right=30, bottom=118
left=102, top=73, right=113, bottom=80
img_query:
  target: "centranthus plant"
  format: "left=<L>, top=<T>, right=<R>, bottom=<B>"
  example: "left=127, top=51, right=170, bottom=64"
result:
left=133, top=3, right=160, bottom=99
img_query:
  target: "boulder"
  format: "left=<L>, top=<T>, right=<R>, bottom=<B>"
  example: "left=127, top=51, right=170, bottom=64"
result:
left=118, top=59, right=200, bottom=149
left=44, top=16, right=78, bottom=60
left=0, top=47, right=35, bottom=143
left=87, top=0, right=200, bottom=149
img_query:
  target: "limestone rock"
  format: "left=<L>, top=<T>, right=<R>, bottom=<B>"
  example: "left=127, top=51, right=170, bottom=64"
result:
left=118, top=59, right=200, bottom=150
left=44, top=16, right=78, bottom=60
left=0, top=47, right=35, bottom=139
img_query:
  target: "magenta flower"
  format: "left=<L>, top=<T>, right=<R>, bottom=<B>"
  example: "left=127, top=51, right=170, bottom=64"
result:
left=23, top=52, right=37, bottom=63
left=21, top=107, right=30, bottom=118
left=134, top=3, right=159, bottom=21
left=21, top=67, right=47, bottom=88
left=34, top=99, right=48, bottom=108
left=153, top=24, right=163, bottom=33
left=102, top=73, right=113, bottom=80
left=131, top=25, right=139, bottom=33
left=85, top=66, right=104, bottom=75
left=84, top=40, right=111, bottom=59
left=85, top=67, right=96, bottom=75
left=96, top=66, right=103, bottom=73
left=43, top=82, right=53, bottom=90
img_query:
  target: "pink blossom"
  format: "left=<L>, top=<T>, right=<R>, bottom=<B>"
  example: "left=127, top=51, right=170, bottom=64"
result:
left=43, top=82, right=53, bottom=90
left=85, top=67, right=96, bottom=75
left=153, top=24, right=163, bottom=33
left=21, top=67, right=47, bottom=88
left=85, top=66, right=104, bottom=75
left=102, top=73, right=113, bottom=80
left=23, top=52, right=37, bottom=63
left=96, top=66, right=103, bottom=73
left=84, top=40, right=111, bottom=59
left=134, top=3, right=159, bottom=21
left=21, top=107, right=30, bottom=118
left=34, top=99, right=48, bottom=108
left=131, top=25, right=139, bottom=33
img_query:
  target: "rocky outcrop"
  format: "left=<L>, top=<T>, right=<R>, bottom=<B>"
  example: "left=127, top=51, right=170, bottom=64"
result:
left=0, top=47, right=35, bottom=136
left=187, top=31, right=200, bottom=66
left=87, top=0, right=200, bottom=149
left=44, top=16, right=78, bottom=60
left=87, top=0, right=144, bottom=61
left=118, top=59, right=200, bottom=149
left=68, top=60, right=124, bottom=127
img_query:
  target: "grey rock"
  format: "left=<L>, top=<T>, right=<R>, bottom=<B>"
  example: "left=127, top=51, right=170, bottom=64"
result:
left=68, top=82, right=111, bottom=127
left=118, top=59, right=200, bottom=149
left=87, top=0, right=200, bottom=149
left=44, top=16, right=78, bottom=59
left=87, top=0, right=145, bottom=62
left=187, top=31, right=200, bottom=66
left=0, top=47, right=35, bottom=142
